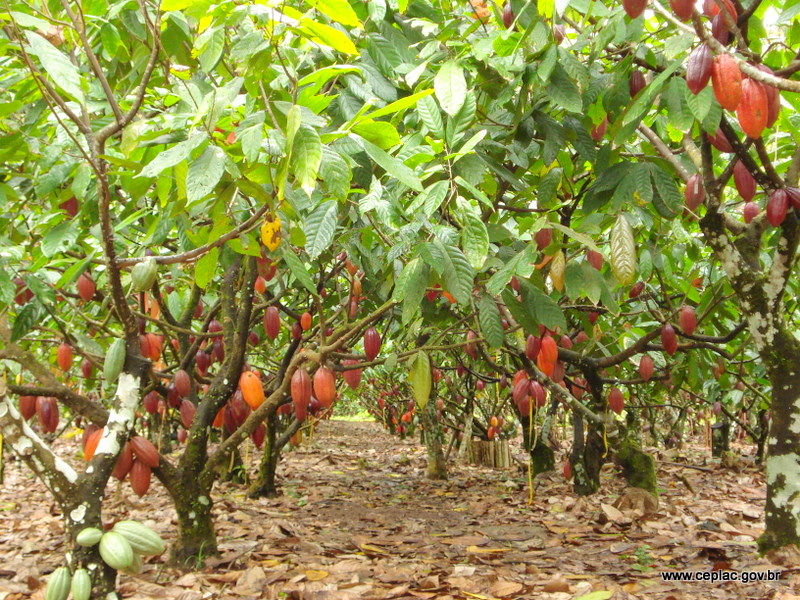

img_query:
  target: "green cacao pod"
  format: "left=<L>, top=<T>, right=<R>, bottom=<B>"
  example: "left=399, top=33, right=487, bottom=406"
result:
left=99, top=531, right=135, bottom=571
left=121, top=551, right=143, bottom=575
left=70, top=568, right=92, bottom=600
left=130, top=257, right=158, bottom=292
left=103, top=338, right=126, bottom=384
left=44, top=567, right=71, bottom=600
left=75, top=526, right=104, bottom=547
left=112, top=520, right=166, bottom=556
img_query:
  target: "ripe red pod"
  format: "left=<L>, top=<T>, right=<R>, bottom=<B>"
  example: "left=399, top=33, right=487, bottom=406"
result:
left=112, top=442, right=134, bottom=481
left=254, top=276, right=267, bottom=294
left=737, top=78, right=769, bottom=139
left=60, top=196, right=79, bottom=217
left=300, top=311, right=312, bottom=331
left=364, top=326, right=381, bottom=361
left=534, top=227, right=552, bottom=250
left=342, top=359, right=362, bottom=389
left=707, top=128, right=734, bottom=153
left=628, top=281, right=645, bottom=299
left=766, top=189, right=789, bottom=227
left=476, top=379, right=486, bottom=391
left=623, top=0, right=647, bottom=19
left=230, top=391, right=251, bottom=426
left=669, top=0, right=693, bottom=20
left=195, top=350, right=211, bottom=376
left=540, top=334, right=558, bottom=364
left=575, top=330, right=589, bottom=344
left=143, top=390, right=160, bottom=414
left=570, top=377, right=586, bottom=399
left=57, top=342, right=73, bottom=372
left=679, top=305, right=697, bottom=335
left=248, top=331, right=259, bottom=345
left=530, top=381, right=546, bottom=408
left=742, top=201, right=760, bottom=224
left=686, top=44, right=712, bottom=95
left=166, top=383, right=180, bottom=407
left=179, top=399, right=196, bottom=429
left=177, top=428, right=188, bottom=444
left=711, top=54, right=742, bottom=111
left=313, top=366, right=336, bottom=408
left=502, top=1, right=514, bottom=28
left=629, top=70, right=646, bottom=98
left=588, top=311, right=599, bottom=324
left=251, top=424, right=266, bottom=449
left=525, top=334, right=541, bottom=361
left=291, top=368, right=312, bottom=422
left=77, top=273, right=96, bottom=302
left=586, top=250, right=603, bottom=271
left=512, top=377, right=530, bottom=405
left=19, top=395, right=37, bottom=420
left=174, top=369, right=191, bottom=398
left=563, top=460, right=572, bottom=479
left=590, top=117, right=607, bottom=141
left=662, top=324, right=678, bottom=356
left=130, top=459, right=152, bottom=497
left=516, top=395, right=531, bottom=417
left=208, top=319, right=223, bottom=334
left=638, top=354, right=654, bottom=382
left=733, top=160, right=756, bottom=202
left=559, top=334, right=573, bottom=350
left=130, top=435, right=160, bottom=468
left=291, top=321, right=303, bottom=340
left=755, top=64, right=781, bottom=128
left=787, top=188, right=800, bottom=212
left=608, top=387, right=625, bottom=414
left=685, top=173, right=706, bottom=211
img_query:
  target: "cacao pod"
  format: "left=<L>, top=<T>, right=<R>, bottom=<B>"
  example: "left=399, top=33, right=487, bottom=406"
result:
left=787, top=187, right=800, bottom=211
left=44, top=566, right=71, bottom=600
left=534, top=227, right=552, bottom=250
left=512, top=378, right=529, bottom=405
left=742, top=201, right=760, bottom=223
left=766, top=189, right=789, bottom=227
left=755, top=64, right=780, bottom=127
left=264, top=306, right=280, bottom=340
left=502, top=1, right=514, bottom=28
left=685, top=173, right=706, bottom=211
left=19, top=395, right=37, bottom=420
left=686, top=45, right=712, bottom=95
left=300, top=311, right=312, bottom=331
left=230, top=391, right=251, bottom=426
left=37, top=396, right=59, bottom=433
left=465, top=330, right=479, bottom=359
left=364, top=326, right=381, bottom=361
left=291, top=321, right=303, bottom=340
left=587, top=250, right=603, bottom=270
left=291, top=368, right=312, bottom=422
left=195, top=350, right=210, bottom=376
left=563, top=460, right=572, bottom=479
left=112, top=520, right=165, bottom=555
left=174, top=369, right=191, bottom=398
left=711, top=53, right=742, bottom=111
left=733, top=160, right=756, bottom=201
left=112, top=441, right=134, bottom=480
left=129, top=459, right=152, bottom=496
left=662, top=324, right=678, bottom=356
left=537, top=354, right=555, bottom=377
left=623, top=0, right=647, bottom=19
left=629, top=70, right=646, bottom=97
left=76, top=527, right=103, bottom=546
left=251, top=424, right=266, bottom=449
left=608, top=387, right=625, bottom=414
left=130, top=435, right=159, bottom=467
left=80, top=357, right=94, bottom=379
left=737, top=78, right=768, bottom=138
left=559, top=334, right=573, bottom=350
left=342, top=359, right=362, bottom=389
left=590, top=117, right=607, bottom=141
left=57, top=342, right=73, bottom=371
left=639, top=355, right=654, bottom=381
left=77, top=273, right=96, bottom=302
left=711, top=14, right=730, bottom=45
left=530, top=380, right=546, bottom=407
left=669, top=0, right=693, bottom=20
left=179, top=399, right=196, bottom=429
left=103, top=338, right=126, bottom=384
left=254, top=275, right=267, bottom=293
left=679, top=305, right=697, bottom=335
left=70, top=569, right=91, bottom=600
left=239, top=370, right=265, bottom=409
left=628, top=281, right=645, bottom=298
left=143, top=390, right=160, bottom=414
left=313, top=366, right=336, bottom=408
left=99, top=531, right=135, bottom=570
left=83, top=426, right=103, bottom=461
left=130, top=256, right=158, bottom=292
left=540, top=334, right=558, bottom=364
left=707, top=127, right=733, bottom=153
left=525, top=334, right=541, bottom=361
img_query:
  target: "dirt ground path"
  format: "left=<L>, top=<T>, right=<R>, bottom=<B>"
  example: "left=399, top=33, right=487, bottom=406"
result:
left=0, top=419, right=797, bottom=599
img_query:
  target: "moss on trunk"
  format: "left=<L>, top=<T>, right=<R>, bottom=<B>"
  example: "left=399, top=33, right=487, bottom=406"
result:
left=615, top=440, right=658, bottom=495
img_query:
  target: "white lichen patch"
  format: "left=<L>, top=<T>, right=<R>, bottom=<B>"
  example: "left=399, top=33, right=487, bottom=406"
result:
left=198, top=496, right=210, bottom=506
left=790, top=400, right=800, bottom=436
left=97, top=373, right=141, bottom=456
left=54, top=457, right=78, bottom=483
left=766, top=453, right=800, bottom=535
left=70, top=504, right=87, bottom=524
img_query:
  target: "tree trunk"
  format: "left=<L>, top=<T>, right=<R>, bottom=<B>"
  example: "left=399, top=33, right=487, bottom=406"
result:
left=65, top=496, right=117, bottom=596
left=170, top=485, right=216, bottom=567
left=758, top=342, right=800, bottom=552
left=420, top=396, right=447, bottom=480
left=248, top=415, right=280, bottom=498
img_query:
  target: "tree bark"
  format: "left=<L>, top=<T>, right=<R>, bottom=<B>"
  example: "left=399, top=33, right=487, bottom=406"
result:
left=420, top=394, right=447, bottom=480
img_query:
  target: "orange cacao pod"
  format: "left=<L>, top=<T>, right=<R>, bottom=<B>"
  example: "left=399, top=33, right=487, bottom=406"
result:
left=737, top=78, right=768, bottom=138
left=711, top=54, right=742, bottom=110
left=57, top=343, right=73, bottom=371
left=83, top=426, right=104, bottom=461
left=313, top=367, right=336, bottom=408
left=300, top=311, right=312, bottom=331
left=341, top=359, right=362, bottom=389
left=239, top=371, right=265, bottom=410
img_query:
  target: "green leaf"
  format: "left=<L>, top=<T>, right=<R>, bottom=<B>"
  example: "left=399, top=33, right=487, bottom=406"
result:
left=501, top=289, right=539, bottom=334
left=351, top=120, right=400, bottom=149
left=42, top=222, right=78, bottom=257
left=520, top=281, right=567, bottom=331
left=549, top=222, right=601, bottom=253
left=461, top=211, right=489, bottom=270
left=409, top=350, right=432, bottom=410
left=320, top=148, right=352, bottom=199
left=439, top=241, right=474, bottom=304
left=24, top=31, right=84, bottom=101
left=364, top=89, right=435, bottom=121
left=358, top=137, right=423, bottom=191
left=282, top=249, right=317, bottom=295
left=434, top=61, right=467, bottom=117
left=649, top=164, right=683, bottom=218
left=305, top=0, right=362, bottom=28
left=292, top=125, right=322, bottom=196
left=305, top=199, right=338, bottom=260
left=194, top=247, right=218, bottom=289
left=407, top=180, right=449, bottom=217
left=417, top=94, right=444, bottom=138
left=11, top=302, right=39, bottom=342
left=394, top=258, right=430, bottom=323
left=478, top=294, right=504, bottom=348
left=187, top=146, right=225, bottom=203
left=547, top=64, right=582, bottom=113
left=298, top=19, right=358, bottom=54
left=137, top=135, right=206, bottom=179
left=564, top=261, right=584, bottom=300
left=486, top=247, right=532, bottom=296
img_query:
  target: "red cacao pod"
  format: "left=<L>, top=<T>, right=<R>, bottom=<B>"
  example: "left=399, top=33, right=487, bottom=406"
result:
left=766, top=189, right=789, bottom=227
left=623, top=0, right=647, bottom=19
left=143, top=390, right=159, bottom=414
left=291, top=321, right=302, bottom=340
left=80, top=358, right=94, bottom=379
left=129, top=435, right=159, bottom=468
left=755, top=64, right=780, bottom=128
left=629, top=70, right=646, bottom=97
left=263, top=306, right=280, bottom=340
left=629, top=281, right=645, bottom=298
left=662, top=324, right=678, bottom=356
left=670, top=0, right=693, bottom=20
left=733, top=160, right=756, bottom=201
left=737, top=78, right=768, bottom=139
left=563, top=460, right=572, bottom=479
left=251, top=424, right=266, bottom=449
left=590, top=117, right=607, bottom=141
left=130, top=459, right=151, bottom=497
left=525, top=334, right=541, bottom=361
left=685, top=173, right=706, bottom=211
left=313, top=366, right=336, bottom=408
left=587, top=250, right=603, bottom=270
left=179, top=399, right=196, bottom=429
left=530, top=381, right=547, bottom=407
left=300, top=311, right=312, bottom=331
left=711, top=54, right=742, bottom=111
left=502, top=1, right=514, bottom=28
left=608, top=387, right=625, bottom=414
left=686, top=45, right=712, bottom=95
left=742, top=201, right=760, bottom=223
left=195, top=350, right=210, bottom=376
left=174, top=369, right=191, bottom=398
left=639, top=355, right=654, bottom=382
left=512, top=378, right=530, bottom=405
left=112, top=442, right=134, bottom=481
left=342, top=359, right=362, bottom=389
left=19, top=395, right=37, bottom=420
left=559, top=334, right=573, bottom=350
left=254, top=275, right=267, bottom=294
left=465, top=330, right=479, bottom=359
left=679, top=305, right=697, bottom=335
left=708, top=128, right=734, bottom=153
left=364, top=326, right=381, bottom=361
left=291, top=369, right=312, bottom=422
left=540, top=334, right=558, bottom=364
left=77, top=273, right=96, bottom=302
left=57, top=342, right=73, bottom=372
left=534, top=227, right=553, bottom=249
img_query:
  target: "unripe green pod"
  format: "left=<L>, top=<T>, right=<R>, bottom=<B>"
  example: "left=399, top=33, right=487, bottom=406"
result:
left=99, top=531, right=134, bottom=571
left=44, top=566, right=71, bottom=600
left=75, top=526, right=104, bottom=547
left=71, top=568, right=92, bottom=600
left=103, top=338, right=126, bottom=383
